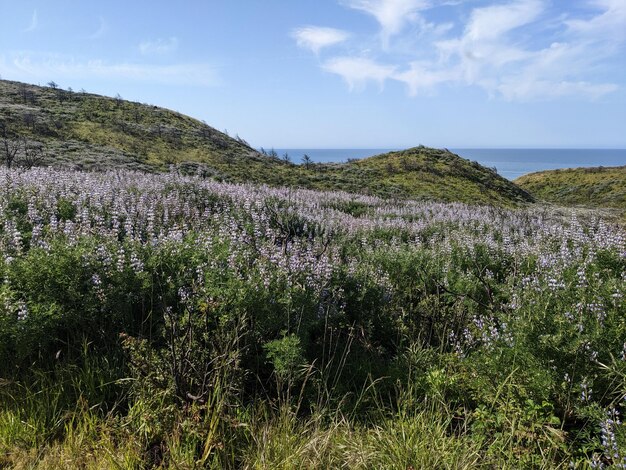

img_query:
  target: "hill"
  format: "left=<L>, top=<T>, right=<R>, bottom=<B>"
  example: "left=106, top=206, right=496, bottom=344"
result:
left=350, top=147, right=534, bottom=205
left=0, top=79, right=285, bottom=177
left=515, top=165, right=626, bottom=212
left=0, top=79, right=533, bottom=206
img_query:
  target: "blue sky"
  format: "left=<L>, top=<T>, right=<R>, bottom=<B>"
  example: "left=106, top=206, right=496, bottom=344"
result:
left=1, top=0, right=625, bottom=148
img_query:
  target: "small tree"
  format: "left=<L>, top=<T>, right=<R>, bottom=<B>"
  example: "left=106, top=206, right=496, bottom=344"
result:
left=47, top=81, right=58, bottom=89
left=282, top=152, right=291, bottom=163
left=301, top=154, right=312, bottom=169
left=19, top=137, right=46, bottom=169
left=0, top=121, right=20, bottom=169
left=235, top=134, right=250, bottom=146
left=23, top=113, right=36, bottom=131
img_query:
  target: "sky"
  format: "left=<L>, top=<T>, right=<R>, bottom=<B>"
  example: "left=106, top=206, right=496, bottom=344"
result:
left=1, top=0, right=625, bottom=149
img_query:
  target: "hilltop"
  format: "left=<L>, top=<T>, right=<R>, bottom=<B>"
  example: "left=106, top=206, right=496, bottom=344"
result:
left=515, top=165, right=626, bottom=214
left=0, top=79, right=533, bottom=205
left=0, top=79, right=283, bottom=176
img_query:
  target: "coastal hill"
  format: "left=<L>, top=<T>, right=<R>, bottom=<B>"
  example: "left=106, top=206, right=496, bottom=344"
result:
left=0, top=79, right=533, bottom=206
left=515, top=165, right=626, bottom=213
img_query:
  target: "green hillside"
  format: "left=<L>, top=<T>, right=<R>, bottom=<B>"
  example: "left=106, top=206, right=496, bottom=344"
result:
left=0, top=79, right=533, bottom=205
left=351, top=147, right=534, bottom=205
left=515, top=165, right=626, bottom=211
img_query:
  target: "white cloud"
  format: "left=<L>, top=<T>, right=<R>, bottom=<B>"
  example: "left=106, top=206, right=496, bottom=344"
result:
left=488, top=39, right=620, bottom=101
left=497, top=79, right=618, bottom=101
left=292, top=27, right=350, bottom=54
left=343, top=0, right=431, bottom=46
left=566, top=0, right=626, bottom=43
left=464, top=0, right=543, bottom=42
left=322, top=57, right=396, bottom=90
left=434, top=0, right=543, bottom=81
left=308, top=0, right=623, bottom=101
left=0, top=53, right=219, bottom=87
left=393, top=61, right=458, bottom=95
left=139, top=37, right=179, bottom=55
left=23, top=10, right=38, bottom=33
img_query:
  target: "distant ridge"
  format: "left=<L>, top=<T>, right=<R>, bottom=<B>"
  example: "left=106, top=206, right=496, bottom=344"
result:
left=515, top=165, right=626, bottom=212
left=0, top=79, right=533, bottom=206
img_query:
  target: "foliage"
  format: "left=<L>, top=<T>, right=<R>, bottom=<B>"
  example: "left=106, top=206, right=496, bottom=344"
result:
left=516, top=165, right=626, bottom=220
left=0, top=166, right=623, bottom=467
left=0, top=79, right=533, bottom=206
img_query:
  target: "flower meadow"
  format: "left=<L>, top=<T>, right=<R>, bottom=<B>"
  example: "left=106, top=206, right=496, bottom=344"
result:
left=0, top=166, right=625, bottom=468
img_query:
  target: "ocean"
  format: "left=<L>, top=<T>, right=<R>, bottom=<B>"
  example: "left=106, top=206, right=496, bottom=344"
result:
left=273, top=148, right=626, bottom=180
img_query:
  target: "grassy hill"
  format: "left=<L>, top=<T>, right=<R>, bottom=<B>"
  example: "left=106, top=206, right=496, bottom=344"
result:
left=515, top=165, right=626, bottom=212
left=0, top=79, right=533, bottom=206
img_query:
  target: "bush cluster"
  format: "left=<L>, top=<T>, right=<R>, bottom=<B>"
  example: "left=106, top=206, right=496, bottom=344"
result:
left=0, top=167, right=624, bottom=468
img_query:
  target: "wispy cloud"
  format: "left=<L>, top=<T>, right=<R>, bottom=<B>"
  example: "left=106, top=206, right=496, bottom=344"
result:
left=322, top=57, right=396, bottom=90
left=566, top=0, right=626, bottom=44
left=432, top=0, right=544, bottom=87
left=427, top=0, right=622, bottom=100
left=301, top=0, right=625, bottom=101
left=139, top=37, right=179, bottom=55
left=292, top=27, right=350, bottom=54
left=89, top=17, right=107, bottom=40
left=463, top=0, right=543, bottom=42
left=0, top=53, right=219, bottom=87
left=343, top=0, right=431, bottom=47
left=23, top=10, right=38, bottom=33
left=393, top=61, right=457, bottom=95
left=497, top=79, right=618, bottom=101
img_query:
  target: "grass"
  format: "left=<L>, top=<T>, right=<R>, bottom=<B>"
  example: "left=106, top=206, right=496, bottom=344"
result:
left=1, top=381, right=564, bottom=469
left=0, top=79, right=533, bottom=206
left=515, top=165, right=626, bottom=219
left=2, top=79, right=625, bottom=467
left=0, top=166, right=623, bottom=467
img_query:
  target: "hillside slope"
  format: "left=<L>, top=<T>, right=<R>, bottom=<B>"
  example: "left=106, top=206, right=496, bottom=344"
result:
left=0, top=79, right=290, bottom=179
left=0, top=79, right=533, bottom=206
left=351, top=147, right=533, bottom=205
left=515, top=165, right=626, bottom=210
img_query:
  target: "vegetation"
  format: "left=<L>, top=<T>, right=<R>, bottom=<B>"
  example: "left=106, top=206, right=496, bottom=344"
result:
left=516, top=165, right=626, bottom=219
left=0, top=166, right=624, bottom=468
left=352, top=147, right=533, bottom=205
left=1, top=78, right=624, bottom=469
left=0, top=79, right=533, bottom=206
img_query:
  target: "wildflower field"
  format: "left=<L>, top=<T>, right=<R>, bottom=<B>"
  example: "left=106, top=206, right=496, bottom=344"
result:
left=0, top=167, right=625, bottom=468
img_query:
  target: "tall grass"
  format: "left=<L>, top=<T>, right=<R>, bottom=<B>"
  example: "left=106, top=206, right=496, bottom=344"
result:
left=0, top=166, right=624, bottom=467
